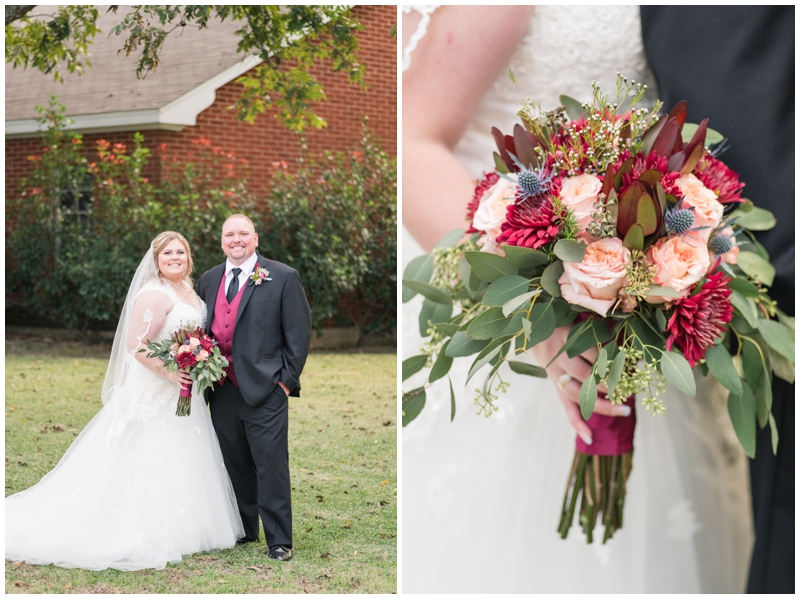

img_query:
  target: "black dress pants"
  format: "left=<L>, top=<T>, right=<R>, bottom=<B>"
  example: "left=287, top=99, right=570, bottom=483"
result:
left=209, top=379, right=292, bottom=548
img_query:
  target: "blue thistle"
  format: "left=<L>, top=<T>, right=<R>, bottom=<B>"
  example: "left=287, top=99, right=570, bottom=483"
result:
left=709, top=233, right=735, bottom=256
left=518, top=169, right=545, bottom=197
left=664, top=205, right=695, bottom=235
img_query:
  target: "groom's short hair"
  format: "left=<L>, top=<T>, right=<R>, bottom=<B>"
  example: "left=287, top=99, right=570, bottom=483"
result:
left=222, top=214, right=255, bottom=233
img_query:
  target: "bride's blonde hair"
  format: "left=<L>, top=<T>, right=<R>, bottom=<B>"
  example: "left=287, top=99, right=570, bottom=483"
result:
left=151, top=231, right=194, bottom=287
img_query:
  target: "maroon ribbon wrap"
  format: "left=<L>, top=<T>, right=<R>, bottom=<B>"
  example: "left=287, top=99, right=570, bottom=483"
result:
left=575, top=394, right=636, bottom=456
left=179, top=380, right=193, bottom=398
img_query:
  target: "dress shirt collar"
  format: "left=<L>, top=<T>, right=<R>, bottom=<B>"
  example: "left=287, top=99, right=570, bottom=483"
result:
left=225, top=252, right=258, bottom=279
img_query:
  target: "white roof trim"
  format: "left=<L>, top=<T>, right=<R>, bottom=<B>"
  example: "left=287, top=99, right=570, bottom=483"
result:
left=5, top=54, right=263, bottom=139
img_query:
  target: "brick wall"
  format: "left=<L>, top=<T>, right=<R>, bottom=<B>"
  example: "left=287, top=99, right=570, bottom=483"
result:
left=6, top=5, right=396, bottom=197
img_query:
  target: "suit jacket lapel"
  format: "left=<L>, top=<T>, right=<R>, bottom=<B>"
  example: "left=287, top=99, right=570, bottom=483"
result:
left=206, top=263, right=226, bottom=328
left=235, top=254, right=265, bottom=327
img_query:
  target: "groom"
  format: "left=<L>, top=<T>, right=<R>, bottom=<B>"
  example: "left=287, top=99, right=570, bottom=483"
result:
left=197, top=214, right=312, bottom=561
left=640, top=6, right=794, bottom=593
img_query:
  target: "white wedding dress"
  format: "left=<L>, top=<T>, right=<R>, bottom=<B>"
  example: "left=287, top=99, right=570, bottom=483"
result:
left=5, top=281, right=244, bottom=570
left=402, top=5, right=753, bottom=593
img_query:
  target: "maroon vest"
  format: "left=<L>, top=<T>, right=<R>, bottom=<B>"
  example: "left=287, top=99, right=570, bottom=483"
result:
left=211, top=273, right=246, bottom=386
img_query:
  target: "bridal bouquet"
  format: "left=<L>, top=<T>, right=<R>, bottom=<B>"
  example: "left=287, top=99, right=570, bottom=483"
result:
left=141, top=326, right=229, bottom=416
left=402, top=77, right=795, bottom=543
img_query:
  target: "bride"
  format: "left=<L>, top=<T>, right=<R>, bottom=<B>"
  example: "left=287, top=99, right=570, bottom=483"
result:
left=6, top=231, right=244, bottom=570
left=402, top=6, right=752, bottom=593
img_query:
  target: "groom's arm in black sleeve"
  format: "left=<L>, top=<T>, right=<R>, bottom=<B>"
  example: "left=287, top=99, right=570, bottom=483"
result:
left=280, top=269, right=312, bottom=397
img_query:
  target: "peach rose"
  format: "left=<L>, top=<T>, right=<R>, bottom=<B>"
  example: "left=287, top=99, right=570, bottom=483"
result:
left=177, top=344, right=192, bottom=354
left=559, top=174, right=602, bottom=238
left=196, top=349, right=209, bottom=362
left=676, top=174, right=724, bottom=241
left=558, top=237, right=631, bottom=317
left=472, top=175, right=517, bottom=253
left=647, top=236, right=710, bottom=302
left=189, top=338, right=201, bottom=348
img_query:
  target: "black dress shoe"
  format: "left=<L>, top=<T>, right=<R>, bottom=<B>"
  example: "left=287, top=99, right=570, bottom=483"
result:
left=236, top=537, right=257, bottom=546
left=268, top=545, right=292, bottom=561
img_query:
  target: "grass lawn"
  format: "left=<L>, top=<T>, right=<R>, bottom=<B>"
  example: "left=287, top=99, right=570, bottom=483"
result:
left=5, top=332, right=397, bottom=594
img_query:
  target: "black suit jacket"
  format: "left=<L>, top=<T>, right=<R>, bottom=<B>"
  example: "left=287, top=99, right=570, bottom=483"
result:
left=641, top=7, right=794, bottom=593
left=197, top=254, right=312, bottom=405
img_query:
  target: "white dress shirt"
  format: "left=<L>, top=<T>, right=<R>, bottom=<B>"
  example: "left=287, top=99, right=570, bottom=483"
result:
left=224, top=253, right=258, bottom=296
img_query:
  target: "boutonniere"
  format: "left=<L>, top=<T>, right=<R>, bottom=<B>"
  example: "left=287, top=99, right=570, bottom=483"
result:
left=249, top=264, right=272, bottom=286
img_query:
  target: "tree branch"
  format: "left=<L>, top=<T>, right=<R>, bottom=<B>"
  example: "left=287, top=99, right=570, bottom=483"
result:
left=5, top=5, right=36, bottom=25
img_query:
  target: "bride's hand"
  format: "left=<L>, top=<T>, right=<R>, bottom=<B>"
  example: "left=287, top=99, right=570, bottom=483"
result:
left=162, top=369, right=192, bottom=386
left=531, top=326, right=631, bottom=446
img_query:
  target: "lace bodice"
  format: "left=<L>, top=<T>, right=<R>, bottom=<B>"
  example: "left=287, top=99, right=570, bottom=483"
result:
left=452, top=5, right=656, bottom=179
left=110, top=282, right=207, bottom=433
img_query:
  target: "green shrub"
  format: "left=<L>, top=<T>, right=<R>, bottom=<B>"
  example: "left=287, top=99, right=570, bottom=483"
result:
left=259, top=126, right=397, bottom=341
left=6, top=100, right=397, bottom=338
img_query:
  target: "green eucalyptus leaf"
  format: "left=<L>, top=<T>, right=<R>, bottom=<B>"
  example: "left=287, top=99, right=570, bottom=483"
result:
left=402, top=254, right=434, bottom=302
left=466, top=335, right=514, bottom=384
left=464, top=251, right=518, bottom=282
left=660, top=350, right=696, bottom=395
left=402, top=388, right=426, bottom=427
left=560, top=94, right=585, bottom=120
left=500, top=312, right=524, bottom=338
left=553, top=239, right=587, bottom=263
left=503, top=245, right=549, bottom=269
left=449, top=377, right=456, bottom=422
left=727, top=277, right=760, bottom=297
left=595, top=346, right=608, bottom=379
left=728, top=384, right=756, bottom=458
left=551, top=297, right=576, bottom=327
left=769, top=413, right=779, bottom=455
left=681, top=123, right=724, bottom=146
left=767, top=345, right=794, bottom=384
left=508, top=360, right=547, bottom=378
left=654, top=308, right=667, bottom=332
left=705, top=344, right=743, bottom=395
left=402, top=355, right=428, bottom=381
left=434, top=322, right=460, bottom=338
left=541, top=261, right=564, bottom=297
left=579, top=373, right=598, bottom=421
left=528, top=302, right=557, bottom=347
left=758, top=319, right=795, bottom=363
left=419, top=299, right=453, bottom=337
left=736, top=251, right=775, bottom=287
left=446, top=331, right=490, bottom=358
left=729, top=206, right=776, bottom=231
left=729, top=290, right=759, bottom=329
left=483, top=275, right=531, bottom=307
left=401, top=279, right=452, bottom=305
left=606, top=349, right=626, bottom=399
left=458, top=255, right=480, bottom=298
left=466, top=307, right=510, bottom=340
left=429, top=340, right=453, bottom=384
left=644, top=285, right=682, bottom=298
left=503, top=290, right=539, bottom=317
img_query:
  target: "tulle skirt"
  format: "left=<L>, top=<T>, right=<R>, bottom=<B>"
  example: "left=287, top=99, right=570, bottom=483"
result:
left=6, top=388, right=244, bottom=571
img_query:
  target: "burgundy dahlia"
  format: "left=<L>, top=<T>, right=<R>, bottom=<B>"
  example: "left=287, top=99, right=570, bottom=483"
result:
left=693, top=155, right=745, bottom=203
left=665, top=269, right=734, bottom=367
left=496, top=196, right=560, bottom=249
left=466, top=172, right=500, bottom=233
left=176, top=351, right=198, bottom=370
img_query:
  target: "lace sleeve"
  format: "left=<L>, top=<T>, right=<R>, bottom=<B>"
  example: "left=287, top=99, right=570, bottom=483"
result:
left=126, top=290, right=171, bottom=356
left=402, top=5, right=440, bottom=72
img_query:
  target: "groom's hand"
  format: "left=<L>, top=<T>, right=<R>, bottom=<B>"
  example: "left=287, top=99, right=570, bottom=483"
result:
left=278, top=381, right=290, bottom=397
